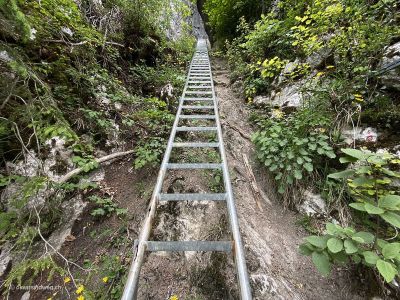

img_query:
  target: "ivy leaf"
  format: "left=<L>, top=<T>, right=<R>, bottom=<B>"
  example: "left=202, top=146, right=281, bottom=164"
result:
left=382, top=243, right=400, bottom=260
left=364, top=203, right=385, bottom=215
left=327, top=238, right=343, bottom=253
left=363, top=251, right=379, bottom=265
left=344, top=239, right=358, bottom=254
left=312, top=252, right=331, bottom=276
left=306, top=236, right=328, bottom=249
left=381, top=211, right=400, bottom=228
left=376, top=259, right=398, bottom=283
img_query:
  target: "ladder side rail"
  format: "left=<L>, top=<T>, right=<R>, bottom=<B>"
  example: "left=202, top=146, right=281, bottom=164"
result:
left=121, top=45, right=197, bottom=300
left=207, top=46, right=252, bottom=299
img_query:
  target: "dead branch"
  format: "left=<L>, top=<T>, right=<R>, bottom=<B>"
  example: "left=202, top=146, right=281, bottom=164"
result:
left=58, top=149, right=134, bottom=183
left=242, top=153, right=270, bottom=211
left=43, top=39, right=124, bottom=48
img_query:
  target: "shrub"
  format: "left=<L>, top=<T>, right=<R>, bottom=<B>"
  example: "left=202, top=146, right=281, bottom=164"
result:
left=252, top=109, right=336, bottom=199
left=300, top=148, right=400, bottom=283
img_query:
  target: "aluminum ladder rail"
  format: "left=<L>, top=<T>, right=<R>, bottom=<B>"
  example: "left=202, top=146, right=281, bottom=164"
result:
left=121, top=39, right=252, bottom=300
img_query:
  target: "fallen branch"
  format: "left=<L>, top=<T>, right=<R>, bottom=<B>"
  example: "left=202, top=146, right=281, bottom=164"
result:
left=58, top=150, right=134, bottom=183
left=242, top=153, right=269, bottom=211
left=43, top=39, right=125, bottom=48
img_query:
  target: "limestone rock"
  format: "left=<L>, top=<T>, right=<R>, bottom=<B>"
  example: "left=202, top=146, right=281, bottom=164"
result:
left=271, top=84, right=302, bottom=109
left=306, top=47, right=332, bottom=69
left=297, top=190, right=327, bottom=216
left=47, top=195, right=86, bottom=252
left=341, top=126, right=379, bottom=145
left=379, top=42, right=400, bottom=91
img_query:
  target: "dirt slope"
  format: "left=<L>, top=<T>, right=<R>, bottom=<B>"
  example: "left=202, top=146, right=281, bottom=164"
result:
left=213, top=57, right=364, bottom=300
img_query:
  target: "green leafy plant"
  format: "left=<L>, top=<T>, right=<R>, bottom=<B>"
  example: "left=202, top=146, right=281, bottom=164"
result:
left=72, top=155, right=99, bottom=173
left=88, top=196, right=127, bottom=217
left=301, top=148, right=400, bottom=283
left=259, top=56, right=288, bottom=79
left=3, top=257, right=65, bottom=293
left=252, top=109, right=335, bottom=197
left=133, top=137, right=166, bottom=169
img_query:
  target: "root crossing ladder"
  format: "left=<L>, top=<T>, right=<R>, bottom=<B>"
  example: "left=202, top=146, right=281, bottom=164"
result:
left=122, top=39, right=252, bottom=299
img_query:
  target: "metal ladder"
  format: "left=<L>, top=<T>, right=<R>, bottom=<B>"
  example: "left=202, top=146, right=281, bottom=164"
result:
left=121, top=39, right=252, bottom=300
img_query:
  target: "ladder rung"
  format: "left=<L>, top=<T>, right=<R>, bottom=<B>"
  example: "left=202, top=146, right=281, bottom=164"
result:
left=183, top=98, right=213, bottom=101
left=172, top=142, right=219, bottom=148
left=166, top=163, right=222, bottom=169
left=188, top=76, right=210, bottom=79
left=159, top=193, right=227, bottom=201
left=145, top=241, right=232, bottom=252
left=187, top=81, right=211, bottom=84
left=186, top=87, right=212, bottom=90
left=176, top=126, right=217, bottom=132
left=179, top=115, right=216, bottom=119
left=184, top=91, right=213, bottom=94
left=182, top=105, right=214, bottom=109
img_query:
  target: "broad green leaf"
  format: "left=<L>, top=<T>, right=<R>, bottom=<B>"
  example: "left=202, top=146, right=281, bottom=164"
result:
left=377, top=239, right=389, bottom=250
left=341, top=148, right=366, bottom=160
left=294, top=169, right=302, bottom=180
left=363, top=251, right=379, bottom=265
left=331, top=251, right=349, bottom=264
left=299, top=243, right=313, bottom=256
left=352, top=232, right=374, bottom=244
left=306, top=236, right=328, bottom=249
left=303, top=162, right=313, bottom=172
left=379, top=195, right=400, bottom=210
left=382, top=243, right=400, bottom=260
left=326, top=151, right=336, bottom=159
left=381, top=211, right=400, bottom=228
left=328, top=169, right=355, bottom=179
left=376, top=259, right=397, bottom=283
left=312, top=252, right=331, bottom=276
left=326, top=223, right=339, bottom=235
left=352, top=254, right=362, bottom=264
left=344, top=239, right=358, bottom=254
left=349, top=202, right=366, bottom=211
left=278, top=185, right=285, bottom=194
left=286, top=175, right=294, bottom=184
left=364, top=203, right=385, bottom=215
left=327, top=238, right=343, bottom=253
left=353, top=176, right=374, bottom=186
left=339, top=156, right=357, bottom=163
